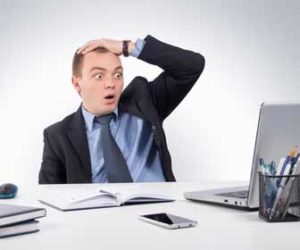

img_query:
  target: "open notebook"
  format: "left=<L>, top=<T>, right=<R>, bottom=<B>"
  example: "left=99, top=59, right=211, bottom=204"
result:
left=39, top=186, right=175, bottom=211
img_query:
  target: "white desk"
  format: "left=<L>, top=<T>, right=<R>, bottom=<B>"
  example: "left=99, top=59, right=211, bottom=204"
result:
left=1, top=181, right=299, bottom=249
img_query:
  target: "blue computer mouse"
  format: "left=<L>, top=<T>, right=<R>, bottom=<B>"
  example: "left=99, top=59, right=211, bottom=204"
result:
left=0, top=183, right=18, bottom=199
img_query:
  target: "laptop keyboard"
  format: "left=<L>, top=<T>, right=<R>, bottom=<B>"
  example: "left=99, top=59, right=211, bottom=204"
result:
left=215, top=190, right=249, bottom=199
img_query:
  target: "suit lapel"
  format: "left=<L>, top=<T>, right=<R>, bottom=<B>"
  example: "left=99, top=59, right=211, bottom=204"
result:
left=67, top=107, right=92, bottom=181
left=119, top=93, right=162, bottom=147
left=119, top=78, right=157, bottom=123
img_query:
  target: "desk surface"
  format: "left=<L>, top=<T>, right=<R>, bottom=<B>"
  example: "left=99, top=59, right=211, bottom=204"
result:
left=0, top=181, right=299, bottom=249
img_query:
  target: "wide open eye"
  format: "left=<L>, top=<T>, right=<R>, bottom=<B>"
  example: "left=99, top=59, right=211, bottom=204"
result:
left=115, top=72, right=123, bottom=78
left=95, top=74, right=102, bottom=79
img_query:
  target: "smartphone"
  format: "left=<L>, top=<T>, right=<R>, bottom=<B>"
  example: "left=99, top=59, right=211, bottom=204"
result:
left=139, top=213, right=197, bottom=229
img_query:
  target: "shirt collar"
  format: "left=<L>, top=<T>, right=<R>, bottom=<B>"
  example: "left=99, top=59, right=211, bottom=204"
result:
left=81, top=104, right=119, bottom=132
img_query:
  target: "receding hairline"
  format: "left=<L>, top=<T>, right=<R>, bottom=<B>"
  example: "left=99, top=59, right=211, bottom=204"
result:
left=72, top=47, right=114, bottom=77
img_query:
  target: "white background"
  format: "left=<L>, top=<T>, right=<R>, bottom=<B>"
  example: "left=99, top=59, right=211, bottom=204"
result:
left=0, top=0, right=299, bottom=185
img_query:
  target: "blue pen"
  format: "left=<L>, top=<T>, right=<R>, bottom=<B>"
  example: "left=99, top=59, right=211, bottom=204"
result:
left=289, top=153, right=300, bottom=175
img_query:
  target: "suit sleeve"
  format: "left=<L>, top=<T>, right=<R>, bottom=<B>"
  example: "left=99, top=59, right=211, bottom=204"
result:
left=38, top=129, right=66, bottom=184
left=137, top=35, right=205, bottom=121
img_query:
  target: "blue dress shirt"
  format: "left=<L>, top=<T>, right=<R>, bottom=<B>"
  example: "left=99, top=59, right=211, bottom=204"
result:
left=81, top=38, right=166, bottom=183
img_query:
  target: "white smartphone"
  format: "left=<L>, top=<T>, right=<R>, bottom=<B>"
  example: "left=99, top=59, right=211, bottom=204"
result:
left=139, top=213, right=197, bottom=229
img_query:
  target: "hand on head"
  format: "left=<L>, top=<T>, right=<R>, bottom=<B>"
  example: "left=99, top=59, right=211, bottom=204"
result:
left=77, top=39, right=123, bottom=56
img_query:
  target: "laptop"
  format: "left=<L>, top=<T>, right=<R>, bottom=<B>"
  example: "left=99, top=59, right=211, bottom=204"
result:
left=184, top=102, right=300, bottom=210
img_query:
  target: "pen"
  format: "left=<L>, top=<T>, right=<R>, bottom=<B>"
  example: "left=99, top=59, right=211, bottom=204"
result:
left=269, top=161, right=292, bottom=220
left=276, top=147, right=297, bottom=187
left=289, top=153, right=300, bottom=175
left=259, top=158, right=265, bottom=174
left=269, top=161, right=276, bottom=175
left=259, top=158, right=275, bottom=176
left=260, top=159, right=277, bottom=212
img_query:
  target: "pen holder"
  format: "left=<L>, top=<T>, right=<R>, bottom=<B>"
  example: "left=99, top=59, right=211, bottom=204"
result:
left=258, top=172, right=300, bottom=222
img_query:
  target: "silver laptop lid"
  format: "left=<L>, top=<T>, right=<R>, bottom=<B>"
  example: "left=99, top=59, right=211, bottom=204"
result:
left=248, top=101, right=300, bottom=207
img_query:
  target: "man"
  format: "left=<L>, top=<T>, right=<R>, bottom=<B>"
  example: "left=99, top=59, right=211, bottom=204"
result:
left=39, top=35, right=205, bottom=184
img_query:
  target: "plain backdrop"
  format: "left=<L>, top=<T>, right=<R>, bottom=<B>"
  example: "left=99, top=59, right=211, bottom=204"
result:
left=0, top=0, right=299, bottom=185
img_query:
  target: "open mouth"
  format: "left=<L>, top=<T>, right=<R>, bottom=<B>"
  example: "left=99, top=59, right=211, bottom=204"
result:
left=104, top=94, right=116, bottom=104
left=104, top=94, right=115, bottom=100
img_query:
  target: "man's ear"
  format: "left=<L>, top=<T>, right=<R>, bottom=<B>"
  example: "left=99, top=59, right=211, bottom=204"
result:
left=71, top=76, right=82, bottom=96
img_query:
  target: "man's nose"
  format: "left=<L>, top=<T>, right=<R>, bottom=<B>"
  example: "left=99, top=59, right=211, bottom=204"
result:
left=104, top=77, right=116, bottom=89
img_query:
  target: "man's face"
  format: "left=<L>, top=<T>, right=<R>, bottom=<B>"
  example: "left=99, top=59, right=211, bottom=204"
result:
left=72, top=51, right=124, bottom=115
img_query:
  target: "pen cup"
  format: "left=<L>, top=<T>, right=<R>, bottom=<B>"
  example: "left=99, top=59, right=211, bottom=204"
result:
left=258, top=172, right=300, bottom=222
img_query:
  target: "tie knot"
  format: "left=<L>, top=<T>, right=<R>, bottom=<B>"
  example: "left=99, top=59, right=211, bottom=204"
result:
left=95, top=114, right=114, bottom=125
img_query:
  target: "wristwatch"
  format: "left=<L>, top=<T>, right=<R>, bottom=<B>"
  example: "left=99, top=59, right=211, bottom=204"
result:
left=123, top=40, right=131, bottom=57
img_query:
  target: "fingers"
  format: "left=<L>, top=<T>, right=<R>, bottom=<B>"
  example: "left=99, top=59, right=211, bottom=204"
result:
left=77, top=40, right=102, bottom=55
left=77, top=44, right=95, bottom=55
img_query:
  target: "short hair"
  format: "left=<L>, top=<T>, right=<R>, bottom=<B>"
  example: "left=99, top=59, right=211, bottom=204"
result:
left=72, top=47, right=109, bottom=77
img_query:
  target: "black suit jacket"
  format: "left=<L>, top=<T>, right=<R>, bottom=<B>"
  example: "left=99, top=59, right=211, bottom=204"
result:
left=39, top=35, right=205, bottom=184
